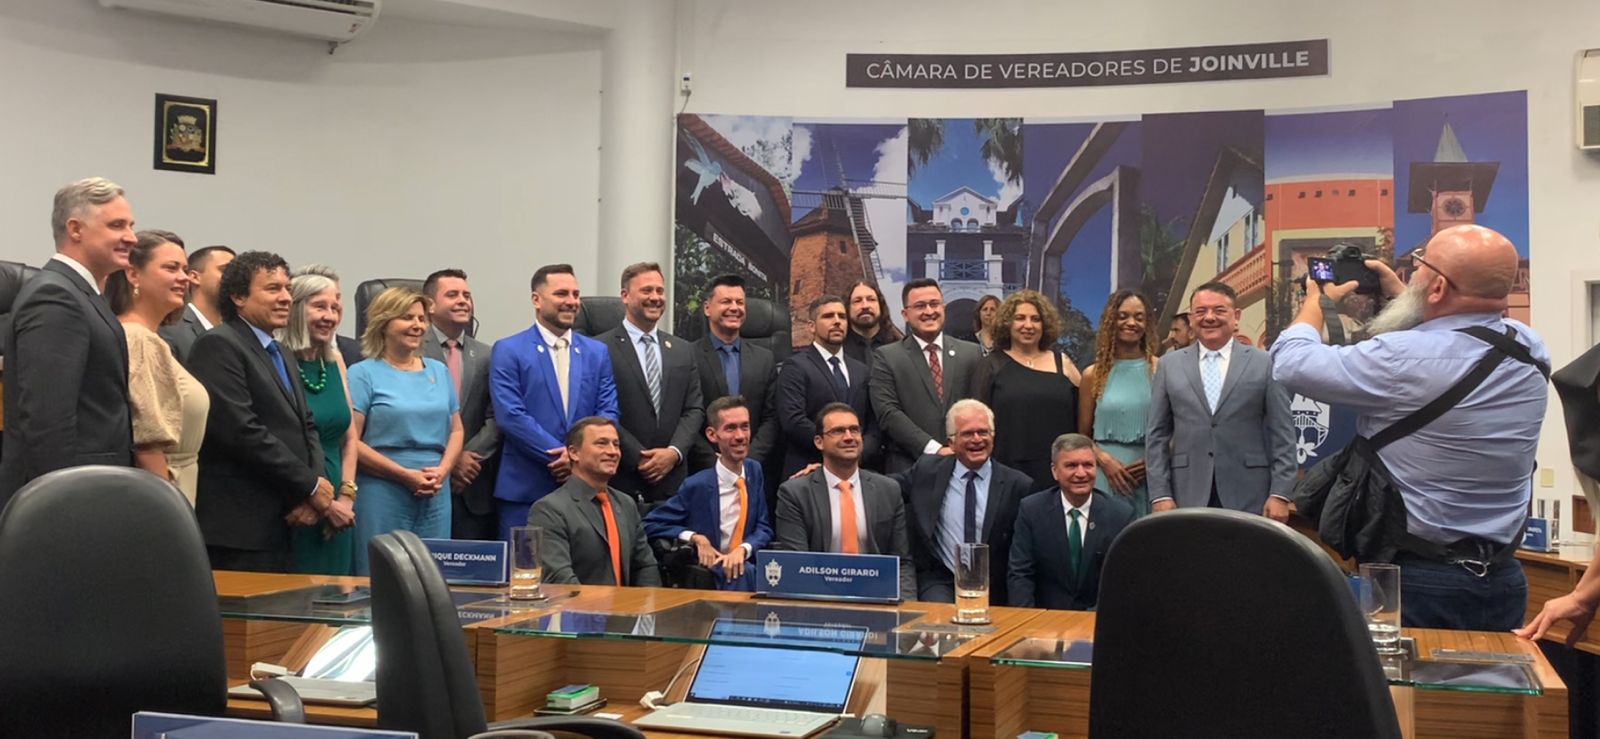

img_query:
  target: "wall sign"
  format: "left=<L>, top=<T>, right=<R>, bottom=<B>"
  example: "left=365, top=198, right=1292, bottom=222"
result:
left=846, top=39, right=1328, bottom=88
left=421, top=538, right=509, bottom=585
left=756, top=550, right=902, bottom=603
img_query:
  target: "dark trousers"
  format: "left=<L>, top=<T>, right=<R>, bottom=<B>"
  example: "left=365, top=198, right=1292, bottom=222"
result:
left=1392, top=552, right=1527, bottom=631
left=918, top=567, right=956, bottom=603
left=207, top=545, right=288, bottom=573
left=451, top=494, right=498, bottom=541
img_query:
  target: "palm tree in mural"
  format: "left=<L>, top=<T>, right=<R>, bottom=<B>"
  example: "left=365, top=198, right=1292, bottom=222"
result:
left=908, top=118, right=946, bottom=176
left=974, top=118, right=1023, bottom=185
left=1138, top=204, right=1186, bottom=315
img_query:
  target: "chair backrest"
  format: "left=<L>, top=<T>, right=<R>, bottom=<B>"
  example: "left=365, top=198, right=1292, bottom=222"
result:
left=354, top=278, right=426, bottom=338
left=368, top=530, right=488, bottom=738
left=0, top=259, right=42, bottom=359
left=1089, top=509, right=1401, bottom=739
left=573, top=296, right=626, bottom=338
left=0, top=466, right=226, bottom=735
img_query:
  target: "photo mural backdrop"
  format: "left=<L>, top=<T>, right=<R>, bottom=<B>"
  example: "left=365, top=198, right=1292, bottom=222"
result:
left=672, top=90, right=1529, bottom=469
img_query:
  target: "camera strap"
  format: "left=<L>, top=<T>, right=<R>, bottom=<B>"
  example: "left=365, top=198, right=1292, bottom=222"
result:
left=1318, top=294, right=1347, bottom=345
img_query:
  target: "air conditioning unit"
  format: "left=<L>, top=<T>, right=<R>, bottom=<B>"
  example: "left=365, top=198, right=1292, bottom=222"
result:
left=99, top=0, right=380, bottom=43
left=1580, top=49, right=1600, bottom=151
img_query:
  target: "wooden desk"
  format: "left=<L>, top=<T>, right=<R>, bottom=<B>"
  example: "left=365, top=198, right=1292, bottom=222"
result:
left=1518, top=545, right=1600, bottom=654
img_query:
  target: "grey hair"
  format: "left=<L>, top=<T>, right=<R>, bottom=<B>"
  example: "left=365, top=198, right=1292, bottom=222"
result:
left=51, top=177, right=125, bottom=246
left=277, top=271, right=342, bottom=361
left=296, top=263, right=341, bottom=281
left=945, top=398, right=996, bottom=438
left=1051, top=433, right=1096, bottom=462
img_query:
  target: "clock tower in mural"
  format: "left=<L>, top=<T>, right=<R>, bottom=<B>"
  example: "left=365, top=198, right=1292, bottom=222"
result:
left=1406, top=119, right=1499, bottom=238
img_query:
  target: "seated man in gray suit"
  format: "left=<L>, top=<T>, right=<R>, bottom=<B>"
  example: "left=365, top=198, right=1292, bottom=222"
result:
left=1009, top=434, right=1135, bottom=610
left=774, top=402, right=916, bottom=600
left=531, top=416, right=661, bottom=587
left=1145, top=282, right=1296, bottom=521
left=870, top=278, right=982, bottom=472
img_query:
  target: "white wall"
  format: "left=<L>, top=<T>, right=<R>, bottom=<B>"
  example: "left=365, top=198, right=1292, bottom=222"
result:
left=677, top=0, right=1600, bottom=520
left=0, top=0, right=603, bottom=342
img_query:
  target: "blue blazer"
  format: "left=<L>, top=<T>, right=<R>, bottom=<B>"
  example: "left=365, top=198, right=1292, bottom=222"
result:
left=490, top=325, right=618, bottom=503
left=643, top=459, right=774, bottom=590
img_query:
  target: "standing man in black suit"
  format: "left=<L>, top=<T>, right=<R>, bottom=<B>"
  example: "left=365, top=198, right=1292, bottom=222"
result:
left=188, top=251, right=335, bottom=572
left=160, top=244, right=234, bottom=363
left=842, top=280, right=900, bottom=366
left=0, top=177, right=136, bottom=505
left=690, top=274, right=778, bottom=475
left=890, top=400, right=1029, bottom=604
left=778, top=295, right=881, bottom=477
left=422, top=269, right=501, bottom=540
left=1009, top=433, right=1135, bottom=610
left=870, top=278, right=982, bottom=472
left=597, top=262, right=704, bottom=504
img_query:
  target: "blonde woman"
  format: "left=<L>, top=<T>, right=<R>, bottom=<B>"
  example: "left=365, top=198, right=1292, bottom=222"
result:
left=969, top=289, right=1081, bottom=489
left=104, top=230, right=209, bottom=502
left=347, top=288, right=463, bottom=575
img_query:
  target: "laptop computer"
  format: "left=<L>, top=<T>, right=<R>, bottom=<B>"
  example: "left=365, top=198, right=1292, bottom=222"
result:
left=634, top=618, right=867, bottom=738
left=227, top=625, right=379, bottom=707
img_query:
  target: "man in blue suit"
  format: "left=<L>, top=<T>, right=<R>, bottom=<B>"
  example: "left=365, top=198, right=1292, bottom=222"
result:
left=489, top=264, right=618, bottom=540
left=1009, top=433, right=1134, bottom=610
left=644, top=395, right=773, bottom=590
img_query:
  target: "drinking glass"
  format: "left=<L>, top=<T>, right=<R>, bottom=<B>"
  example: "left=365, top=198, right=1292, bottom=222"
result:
left=952, top=543, right=991, bottom=625
left=509, top=526, right=546, bottom=600
left=1359, top=563, right=1402, bottom=655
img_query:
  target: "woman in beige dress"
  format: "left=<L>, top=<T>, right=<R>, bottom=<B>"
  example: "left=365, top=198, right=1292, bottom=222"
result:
left=104, top=229, right=210, bottom=503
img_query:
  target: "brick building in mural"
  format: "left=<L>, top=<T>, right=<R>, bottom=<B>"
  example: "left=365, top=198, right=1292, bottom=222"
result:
left=787, top=188, right=881, bottom=346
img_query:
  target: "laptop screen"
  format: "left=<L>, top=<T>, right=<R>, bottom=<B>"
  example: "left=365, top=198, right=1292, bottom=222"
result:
left=685, top=618, right=867, bottom=713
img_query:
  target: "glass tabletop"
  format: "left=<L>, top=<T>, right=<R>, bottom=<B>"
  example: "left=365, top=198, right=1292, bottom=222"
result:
left=989, top=636, right=1542, bottom=695
left=494, top=597, right=987, bottom=661
left=216, top=582, right=577, bottom=626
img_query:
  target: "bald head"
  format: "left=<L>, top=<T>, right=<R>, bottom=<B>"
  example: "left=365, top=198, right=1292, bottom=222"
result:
left=1421, top=225, right=1519, bottom=300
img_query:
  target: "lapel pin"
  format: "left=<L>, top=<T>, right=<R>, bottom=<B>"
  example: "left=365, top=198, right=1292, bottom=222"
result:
left=665, top=339, right=673, bottom=350
left=574, top=346, right=581, bottom=355
left=1088, top=521, right=1097, bottom=531
left=948, top=349, right=956, bottom=357
left=537, top=345, right=546, bottom=353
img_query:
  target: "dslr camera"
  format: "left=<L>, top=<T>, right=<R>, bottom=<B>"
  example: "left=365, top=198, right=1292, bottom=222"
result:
left=1305, top=243, right=1381, bottom=295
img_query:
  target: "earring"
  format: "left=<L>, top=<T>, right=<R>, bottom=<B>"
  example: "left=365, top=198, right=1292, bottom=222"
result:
left=133, top=284, right=140, bottom=298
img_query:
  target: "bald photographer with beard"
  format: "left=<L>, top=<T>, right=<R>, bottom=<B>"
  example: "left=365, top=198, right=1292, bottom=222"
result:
left=1271, top=224, right=1549, bottom=631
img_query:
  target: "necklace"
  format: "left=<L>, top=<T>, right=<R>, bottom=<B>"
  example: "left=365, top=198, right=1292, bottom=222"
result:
left=298, top=358, right=328, bottom=393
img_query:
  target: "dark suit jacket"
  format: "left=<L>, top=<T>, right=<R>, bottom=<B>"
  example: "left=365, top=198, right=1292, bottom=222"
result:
left=1008, top=489, right=1134, bottom=610
left=158, top=304, right=207, bottom=363
left=690, top=336, right=779, bottom=472
left=597, top=324, right=704, bottom=503
left=423, top=326, right=501, bottom=516
left=773, top=467, right=917, bottom=600
left=188, top=318, right=324, bottom=557
left=889, top=455, right=1029, bottom=606
left=0, top=260, right=133, bottom=503
left=642, top=459, right=774, bottom=590
left=531, top=477, right=661, bottom=586
left=776, top=347, right=881, bottom=477
left=869, top=334, right=982, bottom=472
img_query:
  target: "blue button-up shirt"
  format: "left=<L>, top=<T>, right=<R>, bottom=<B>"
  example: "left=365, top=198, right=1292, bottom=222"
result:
left=1270, top=313, right=1549, bottom=546
left=939, top=459, right=991, bottom=574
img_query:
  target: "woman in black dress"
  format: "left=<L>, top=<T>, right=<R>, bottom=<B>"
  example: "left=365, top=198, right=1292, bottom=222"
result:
left=969, top=289, right=1082, bottom=490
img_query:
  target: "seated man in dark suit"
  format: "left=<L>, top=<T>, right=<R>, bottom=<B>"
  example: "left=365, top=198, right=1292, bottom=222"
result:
left=531, top=416, right=661, bottom=587
left=160, top=244, right=233, bottom=363
left=644, top=395, right=774, bottom=590
left=777, top=295, right=881, bottom=478
left=774, top=403, right=916, bottom=600
left=189, top=251, right=335, bottom=572
left=1009, top=433, right=1134, bottom=610
left=891, top=399, right=1029, bottom=604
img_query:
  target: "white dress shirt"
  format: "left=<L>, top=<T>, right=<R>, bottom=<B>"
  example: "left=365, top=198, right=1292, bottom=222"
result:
left=678, top=459, right=753, bottom=555
left=189, top=303, right=214, bottom=331
left=1061, top=490, right=1094, bottom=535
left=822, top=466, right=870, bottom=554
left=912, top=333, right=947, bottom=454
left=813, top=342, right=850, bottom=386
left=49, top=254, right=100, bottom=294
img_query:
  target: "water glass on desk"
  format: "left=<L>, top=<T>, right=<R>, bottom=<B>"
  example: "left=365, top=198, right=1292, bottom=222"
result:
left=953, top=542, right=991, bottom=625
left=510, top=526, right=546, bottom=600
left=1359, top=563, right=1402, bottom=655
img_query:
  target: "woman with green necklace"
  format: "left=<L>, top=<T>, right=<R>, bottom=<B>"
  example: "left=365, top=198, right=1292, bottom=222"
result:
left=277, top=265, right=359, bottom=574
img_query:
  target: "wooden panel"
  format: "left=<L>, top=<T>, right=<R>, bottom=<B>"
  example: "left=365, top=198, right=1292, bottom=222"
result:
left=476, top=631, right=567, bottom=721
left=885, top=659, right=964, bottom=738
left=1407, top=629, right=1568, bottom=739
left=1574, top=495, right=1594, bottom=535
left=221, top=619, right=316, bottom=683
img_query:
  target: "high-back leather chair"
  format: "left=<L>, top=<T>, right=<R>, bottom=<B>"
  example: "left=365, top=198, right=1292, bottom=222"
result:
left=681, top=296, right=792, bottom=364
left=366, top=531, right=645, bottom=739
left=1089, top=509, right=1401, bottom=738
left=0, top=466, right=302, bottom=734
left=0, top=259, right=40, bottom=360
left=354, top=278, right=427, bottom=339
left=572, top=296, right=626, bottom=339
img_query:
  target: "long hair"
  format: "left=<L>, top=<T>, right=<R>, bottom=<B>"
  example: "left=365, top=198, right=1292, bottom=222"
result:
left=990, top=289, right=1064, bottom=352
left=845, top=279, right=903, bottom=342
left=105, top=229, right=187, bottom=325
left=1088, top=289, right=1158, bottom=401
left=972, top=294, right=1001, bottom=333
left=278, top=269, right=342, bottom=362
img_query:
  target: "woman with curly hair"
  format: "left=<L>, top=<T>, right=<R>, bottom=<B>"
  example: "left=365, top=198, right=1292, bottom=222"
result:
left=969, top=289, right=1081, bottom=489
left=1077, top=290, right=1159, bottom=516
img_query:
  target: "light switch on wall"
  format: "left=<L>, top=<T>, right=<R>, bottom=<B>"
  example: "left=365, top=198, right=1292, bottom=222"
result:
left=1540, top=468, right=1556, bottom=487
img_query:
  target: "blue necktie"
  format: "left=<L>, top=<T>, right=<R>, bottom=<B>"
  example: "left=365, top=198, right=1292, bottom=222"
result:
left=640, top=334, right=662, bottom=414
left=963, top=470, right=979, bottom=543
left=1202, top=350, right=1223, bottom=412
left=718, top=343, right=740, bottom=395
left=266, top=341, right=293, bottom=393
left=828, top=356, right=849, bottom=398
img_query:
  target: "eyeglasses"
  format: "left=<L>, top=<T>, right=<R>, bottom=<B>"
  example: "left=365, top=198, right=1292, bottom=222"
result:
left=954, top=428, right=993, bottom=441
left=822, top=425, right=862, bottom=438
left=907, top=300, right=944, bottom=312
left=1410, top=248, right=1458, bottom=291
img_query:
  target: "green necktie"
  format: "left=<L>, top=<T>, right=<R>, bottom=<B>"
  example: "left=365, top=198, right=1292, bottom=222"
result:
left=1068, top=508, right=1084, bottom=581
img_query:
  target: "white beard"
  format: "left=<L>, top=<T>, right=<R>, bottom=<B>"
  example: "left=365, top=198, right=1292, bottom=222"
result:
left=1366, top=280, right=1428, bottom=335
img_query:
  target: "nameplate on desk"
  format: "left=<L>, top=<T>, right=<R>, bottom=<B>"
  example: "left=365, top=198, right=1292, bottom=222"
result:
left=755, top=550, right=900, bottom=603
left=1521, top=518, right=1551, bottom=552
left=420, top=538, right=508, bottom=585
left=134, top=711, right=417, bottom=737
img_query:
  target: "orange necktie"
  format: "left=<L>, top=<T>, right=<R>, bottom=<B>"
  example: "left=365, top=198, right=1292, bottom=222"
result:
left=837, top=479, right=861, bottom=554
left=595, top=489, right=624, bottom=585
left=729, top=476, right=749, bottom=552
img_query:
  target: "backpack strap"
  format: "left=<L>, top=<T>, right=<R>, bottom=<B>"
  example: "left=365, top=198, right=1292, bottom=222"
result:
left=1368, top=326, right=1539, bottom=450
left=1456, top=325, right=1550, bottom=378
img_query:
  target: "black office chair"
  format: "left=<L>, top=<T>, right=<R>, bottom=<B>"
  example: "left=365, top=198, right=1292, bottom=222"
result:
left=1089, top=509, right=1401, bottom=739
left=573, top=296, right=627, bottom=339
left=649, top=538, right=719, bottom=590
left=0, top=466, right=304, bottom=735
left=367, top=531, right=645, bottom=739
left=681, top=296, right=792, bottom=364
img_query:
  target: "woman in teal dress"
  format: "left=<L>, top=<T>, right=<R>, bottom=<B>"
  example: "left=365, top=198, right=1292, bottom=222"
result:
left=279, top=267, right=358, bottom=574
left=1078, top=290, right=1159, bottom=517
left=348, top=287, right=463, bottom=576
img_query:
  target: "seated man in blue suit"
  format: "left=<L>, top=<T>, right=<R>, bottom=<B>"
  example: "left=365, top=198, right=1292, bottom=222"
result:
left=1009, top=433, right=1134, bottom=610
left=644, top=395, right=774, bottom=590
left=490, top=264, right=618, bottom=540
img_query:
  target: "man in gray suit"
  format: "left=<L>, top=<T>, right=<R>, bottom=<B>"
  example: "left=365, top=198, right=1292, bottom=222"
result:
left=775, top=403, right=917, bottom=600
left=1145, top=282, right=1296, bottom=521
left=531, top=416, right=661, bottom=586
left=160, top=245, right=234, bottom=363
left=0, top=177, right=136, bottom=504
left=422, top=269, right=501, bottom=540
left=870, top=278, right=982, bottom=472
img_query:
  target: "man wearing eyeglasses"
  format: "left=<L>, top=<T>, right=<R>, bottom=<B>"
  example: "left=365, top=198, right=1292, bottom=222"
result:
left=774, top=402, right=917, bottom=601
left=1271, top=224, right=1550, bottom=631
left=870, top=278, right=983, bottom=472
